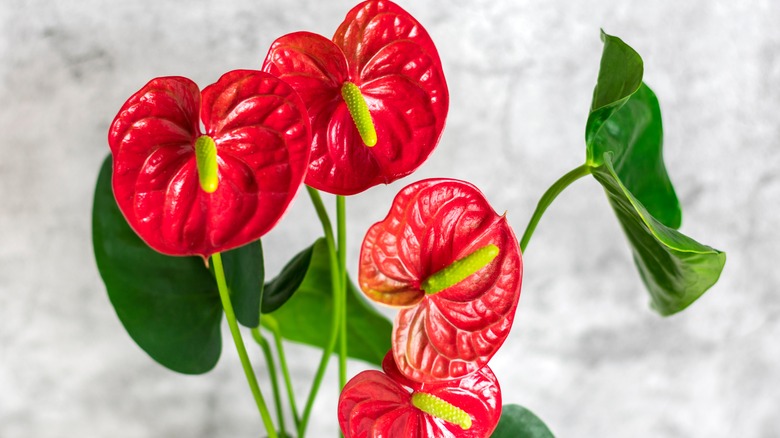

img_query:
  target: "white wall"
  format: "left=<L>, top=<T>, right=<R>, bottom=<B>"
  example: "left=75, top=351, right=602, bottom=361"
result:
left=1, top=0, right=777, bottom=436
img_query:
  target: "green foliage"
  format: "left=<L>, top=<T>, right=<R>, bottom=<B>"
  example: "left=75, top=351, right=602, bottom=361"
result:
left=491, top=404, right=554, bottom=438
left=92, top=156, right=265, bottom=373
left=585, top=32, right=725, bottom=315
left=262, top=243, right=315, bottom=313
left=263, top=238, right=392, bottom=366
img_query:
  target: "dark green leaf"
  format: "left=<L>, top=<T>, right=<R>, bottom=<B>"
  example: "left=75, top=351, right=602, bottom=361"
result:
left=261, top=242, right=315, bottom=314
left=585, top=31, right=726, bottom=315
left=219, top=240, right=264, bottom=328
left=491, top=404, right=554, bottom=438
left=92, top=156, right=222, bottom=374
left=262, top=238, right=392, bottom=366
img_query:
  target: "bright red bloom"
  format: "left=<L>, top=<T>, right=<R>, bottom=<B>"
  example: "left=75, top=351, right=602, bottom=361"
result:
left=108, top=70, right=311, bottom=257
left=262, top=0, right=448, bottom=195
left=339, top=352, right=501, bottom=437
left=359, top=179, right=523, bottom=383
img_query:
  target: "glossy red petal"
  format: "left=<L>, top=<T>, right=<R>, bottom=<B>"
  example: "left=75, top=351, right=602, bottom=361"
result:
left=108, top=71, right=310, bottom=257
left=359, top=179, right=523, bottom=382
left=339, top=352, right=501, bottom=438
left=262, top=0, right=448, bottom=195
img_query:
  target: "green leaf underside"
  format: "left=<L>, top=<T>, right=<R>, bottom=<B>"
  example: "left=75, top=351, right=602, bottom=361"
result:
left=591, top=158, right=725, bottom=315
left=214, top=241, right=265, bottom=328
left=585, top=31, right=726, bottom=315
left=92, top=156, right=221, bottom=374
left=491, top=404, right=554, bottom=438
left=262, top=238, right=392, bottom=366
left=261, top=242, right=315, bottom=313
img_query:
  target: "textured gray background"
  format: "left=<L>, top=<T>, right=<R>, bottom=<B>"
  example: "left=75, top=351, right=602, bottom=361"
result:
left=1, top=0, right=778, bottom=437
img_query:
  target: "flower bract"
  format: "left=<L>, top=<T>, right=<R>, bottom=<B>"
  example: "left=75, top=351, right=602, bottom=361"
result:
left=359, top=179, right=523, bottom=382
left=262, top=0, right=448, bottom=195
left=339, top=352, right=501, bottom=437
left=108, top=70, right=311, bottom=257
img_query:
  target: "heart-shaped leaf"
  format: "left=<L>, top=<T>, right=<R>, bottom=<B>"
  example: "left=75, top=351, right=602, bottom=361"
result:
left=585, top=31, right=725, bottom=315
left=359, top=179, right=523, bottom=383
left=491, top=404, right=554, bottom=438
left=108, top=70, right=311, bottom=257
left=262, top=238, right=392, bottom=366
left=262, top=0, right=448, bottom=195
left=338, top=352, right=501, bottom=438
left=261, top=242, right=315, bottom=313
left=94, top=156, right=267, bottom=373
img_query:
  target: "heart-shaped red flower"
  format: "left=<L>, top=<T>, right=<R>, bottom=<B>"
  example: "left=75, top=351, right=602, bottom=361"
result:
left=108, top=70, right=311, bottom=257
left=339, top=352, right=501, bottom=437
left=262, top=0, right=448, bottom=195
left=359, top=179, right=523, bottom=383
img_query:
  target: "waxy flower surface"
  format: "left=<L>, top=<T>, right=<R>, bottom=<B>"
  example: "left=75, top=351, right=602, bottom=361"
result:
left=339, top=352, right=501, bottom=438
left=109, top=70, right=310, bottom=257
left=359, top=179, right=523, bottom=383
left=262, top=0, right=448, bottom=195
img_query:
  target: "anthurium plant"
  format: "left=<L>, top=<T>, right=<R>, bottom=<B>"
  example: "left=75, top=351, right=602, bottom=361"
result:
left=92, top=1, right=726, bottom=437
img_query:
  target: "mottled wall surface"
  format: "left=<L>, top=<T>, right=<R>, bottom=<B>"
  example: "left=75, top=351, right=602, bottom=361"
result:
left=1, top=0, right=778, bottom=437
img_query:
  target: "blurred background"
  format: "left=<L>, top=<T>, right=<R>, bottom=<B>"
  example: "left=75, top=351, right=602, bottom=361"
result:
left=1, top=0, right=778, bottom=436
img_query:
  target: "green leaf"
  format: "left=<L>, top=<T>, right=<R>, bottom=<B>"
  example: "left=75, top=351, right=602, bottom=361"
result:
left=491, top=404, right=554, bottom=438
left=262, top=238, right=392, bottom=366
left=585, top=31, right=726, bottom=315
left=92, top=156, right=221, bottom=374
left=261, top=242, right=315, bottom=314
left=219, top=240, right=264, bottom=328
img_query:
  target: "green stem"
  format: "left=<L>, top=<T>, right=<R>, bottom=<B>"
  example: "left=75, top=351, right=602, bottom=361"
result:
left=519, top=163, right=592, bottom=252
left=299, top=186, right=343, bottom=438
left=211, top=253, right=277, bottom=438
left=252, top=328, right=286, bottom=438
left=269, top=322, right=300, bottom=428
left=336, top=195, right=348, bottom=390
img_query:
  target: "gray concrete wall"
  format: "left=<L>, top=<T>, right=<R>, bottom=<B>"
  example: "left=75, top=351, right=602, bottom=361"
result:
left=1, top=0, right=777, bottom=436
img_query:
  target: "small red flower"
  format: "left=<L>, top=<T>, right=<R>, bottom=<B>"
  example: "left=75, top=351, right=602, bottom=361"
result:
left=339, top=352, right=501, bottom=437
left=359, top=179, right=523, bottom=383
left=262, top=0, right=448, bottom=195
left=108, top=70, right=311, bottom=257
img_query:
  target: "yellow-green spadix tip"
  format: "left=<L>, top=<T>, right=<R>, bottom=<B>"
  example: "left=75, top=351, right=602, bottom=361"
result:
left=341, top=81, right=377, bottom=147
left=194, top=135, right=218, bottom=193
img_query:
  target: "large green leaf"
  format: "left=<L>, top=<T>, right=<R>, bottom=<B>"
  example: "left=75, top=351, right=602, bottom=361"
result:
left=93, top=156, right=267, bottom=373
left=262, top=238, right=392, bottom=366
left=491, top=404, right=554, bottom=438
left=585, top=32, right=725, bottom=315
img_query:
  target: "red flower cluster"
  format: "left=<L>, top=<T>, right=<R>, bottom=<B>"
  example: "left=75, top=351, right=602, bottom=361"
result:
left=108, top=1, right=522, bottom=436
left=354, top=179, right=523, bottom=436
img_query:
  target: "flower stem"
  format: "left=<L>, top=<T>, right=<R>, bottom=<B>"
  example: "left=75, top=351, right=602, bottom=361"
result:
left=252, top=328, right=286, bottom=438
left=268, top=321, right=300, bottom=428
left=211, top=252, right=277, bottom=438
left=519, top=163, right=592, bottom=252
left=336, top=195, right=348, bottom=390
left=299, top=186, right=343, bottom=437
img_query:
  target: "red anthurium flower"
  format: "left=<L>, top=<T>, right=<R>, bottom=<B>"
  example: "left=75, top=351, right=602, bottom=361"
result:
left=109, top=70, right=311, bottom=257
left=359, top=179, right=523, bottom=383
left=262, top=0, right=448, bottom=195
left=339, top=352, right=501, bottom=437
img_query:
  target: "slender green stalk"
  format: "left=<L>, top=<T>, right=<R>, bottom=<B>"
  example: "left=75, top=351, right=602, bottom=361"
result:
left=269, top=323, right=300, bottom=428
left=211, top=253, right=277, bottom=438
left=336, top=195, right=348, bottom=389
left=519, top=164, right=592, bottom=252
left=252, top=328, right=286, bottom=438
left=299, top=186, right=343, bottom=437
